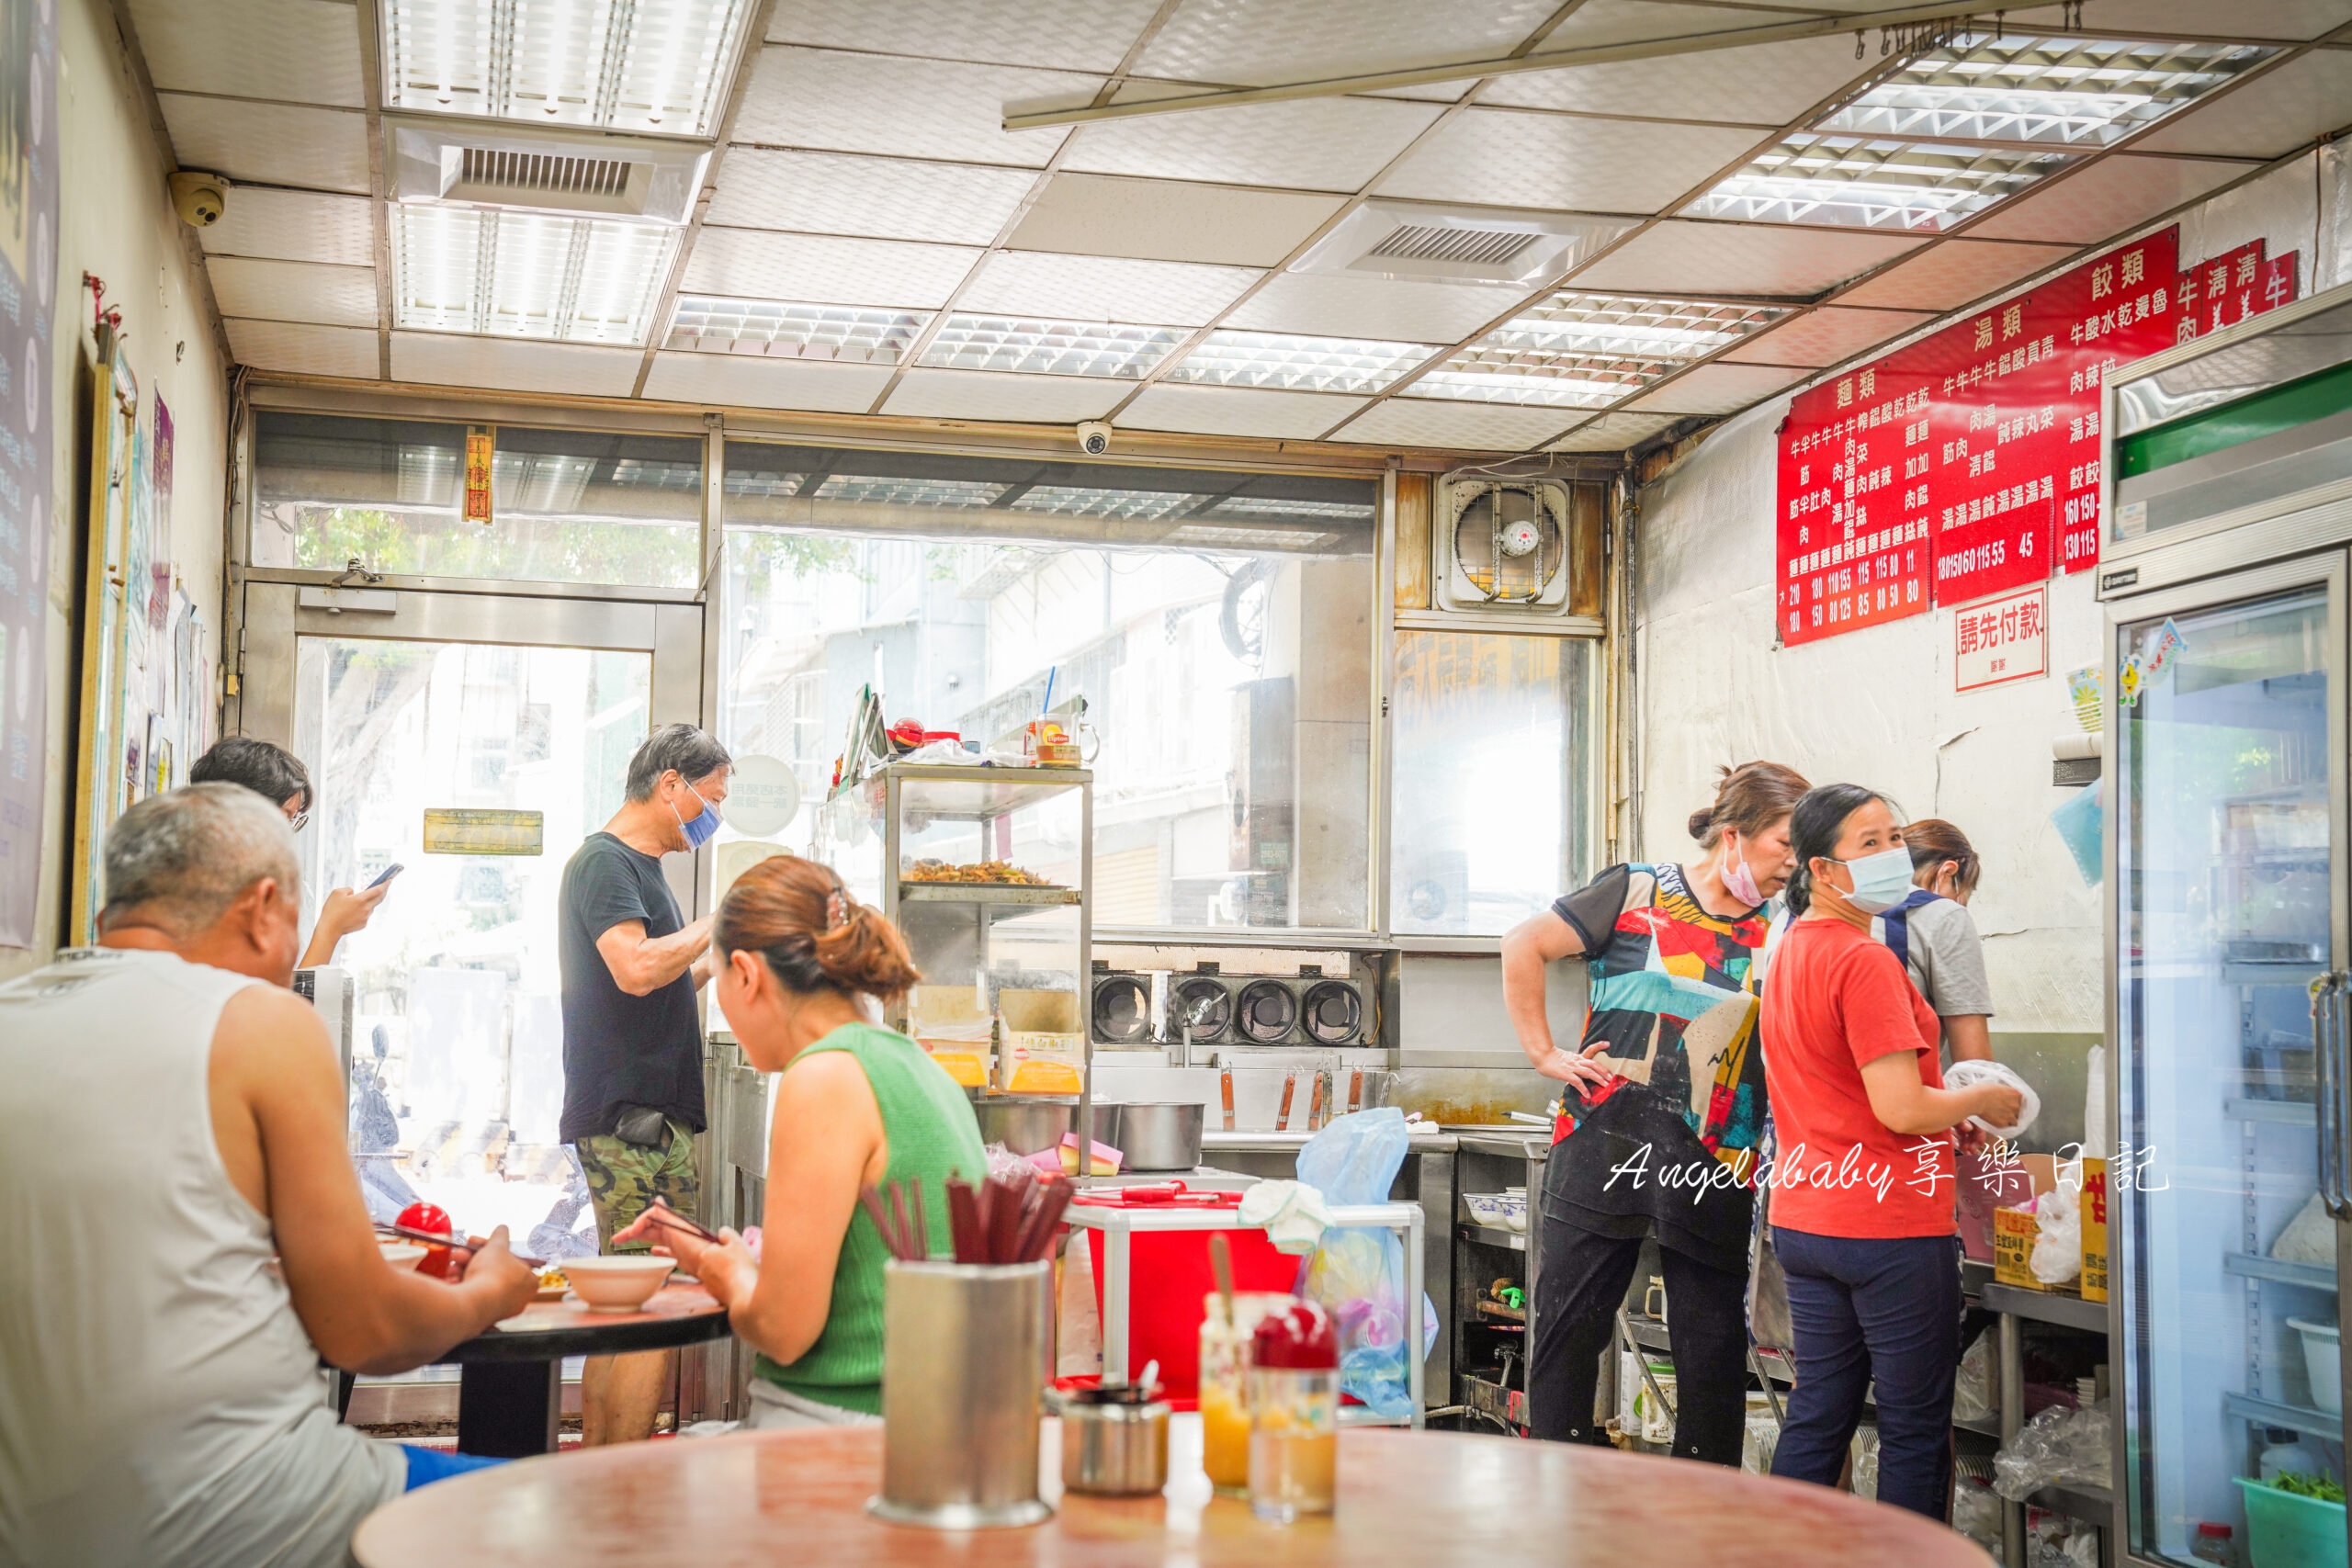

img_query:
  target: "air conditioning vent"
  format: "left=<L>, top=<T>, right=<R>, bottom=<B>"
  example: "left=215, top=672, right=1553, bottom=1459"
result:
left=454, top=147, right=636, bottom=202
left=1367, top=224, right=1538, bottom=269
left=387, top=116, right=710, bottom=225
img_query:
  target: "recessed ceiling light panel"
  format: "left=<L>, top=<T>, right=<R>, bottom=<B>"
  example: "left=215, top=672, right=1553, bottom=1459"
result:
left=1162, top=330, right=1438, bottom=394
left=1682, top=134, right=2072, bottom=231
left=393, top=204, right=676, bottom=344
left=916, top=316, right=1188, bottom=378
left=1010, top=486, right=1196, bottom=521
left=1405, top=292, right=1788, bottom=408
left=668, top=297, right=930, bottom=361
left=1818, top=32, right=2275, bottom=149
left=382, top=0, right=757, bottom=138
left=813, top=476, right=1005, bottom=508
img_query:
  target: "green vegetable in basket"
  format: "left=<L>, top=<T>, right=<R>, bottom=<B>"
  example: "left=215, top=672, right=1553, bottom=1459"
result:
left=2266, top=1471, right=2347, bottom=1504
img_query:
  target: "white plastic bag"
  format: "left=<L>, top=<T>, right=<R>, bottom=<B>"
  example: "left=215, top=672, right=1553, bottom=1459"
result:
left=1954, top=1327, right=1997, bottom=1425
left=2030, top=1178, right=2083, bottom=1286
left=1952, top=1479, right=2002, bottom=1553
left=1945, top=1057, right=2041, bottom=1138
left=1995, top=1400, right=2112, bottom=1501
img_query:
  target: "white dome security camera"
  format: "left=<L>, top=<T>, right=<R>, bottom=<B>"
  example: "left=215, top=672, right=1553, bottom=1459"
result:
left=170, top=171, right=227, bottom=228
left=1078, top=421, right=1113, bottom=457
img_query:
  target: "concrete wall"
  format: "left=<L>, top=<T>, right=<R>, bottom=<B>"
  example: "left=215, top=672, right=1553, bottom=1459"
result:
left=6, top=0, right=230, bottom=978
left=1633, top=150, right=2352, bottom=1036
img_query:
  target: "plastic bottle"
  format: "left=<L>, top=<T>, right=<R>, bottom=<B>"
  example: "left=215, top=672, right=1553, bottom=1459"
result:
left=2259, top=1433, right=2331, bottom=1483
left=2190, top=1520, right=2234, bottom=1566
left=1249, top=1300, right=1339, bottom=1524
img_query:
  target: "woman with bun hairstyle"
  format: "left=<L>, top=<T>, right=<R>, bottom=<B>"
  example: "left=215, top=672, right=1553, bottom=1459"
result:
left=1760, top=786, right=2023, bottom=1516
left=1501, top=760, right=1809, bottom=1462
left=614, top=854, right=986, bottom=1427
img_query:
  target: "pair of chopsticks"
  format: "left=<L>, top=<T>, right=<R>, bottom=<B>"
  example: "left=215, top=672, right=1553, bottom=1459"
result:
left=646, top=1195, right=722, bottom=1247
left=943, top=1167, right=1073, bottom=1265
left=859, top=1178, right=933, bottom=1263
left=375, top=1222, right=544, bottom=1269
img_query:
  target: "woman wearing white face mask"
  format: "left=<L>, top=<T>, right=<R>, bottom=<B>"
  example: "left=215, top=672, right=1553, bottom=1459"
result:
left=1758, top=785, right=2024, bottom=1518
left=1502, top=761, right=1808, bottom=1463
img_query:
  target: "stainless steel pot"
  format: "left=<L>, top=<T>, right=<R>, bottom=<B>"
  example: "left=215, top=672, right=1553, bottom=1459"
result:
left=968, top=1098, right=1073, bottom=1156
left=1105, top=1101, right=1204, bottom=1172
left=1058, top=1393, right=1170, bottom=1496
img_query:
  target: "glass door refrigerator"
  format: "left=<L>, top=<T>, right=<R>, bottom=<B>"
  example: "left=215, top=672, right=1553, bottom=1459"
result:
left=2104, top=278, right=2352, bottom=1566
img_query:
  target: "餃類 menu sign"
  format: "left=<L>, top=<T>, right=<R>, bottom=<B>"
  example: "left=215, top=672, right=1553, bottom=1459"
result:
left=1774, top=226, right=2302, bottom=649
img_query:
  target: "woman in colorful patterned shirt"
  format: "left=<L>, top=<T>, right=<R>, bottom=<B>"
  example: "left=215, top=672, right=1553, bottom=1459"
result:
left=1500, top=761, right=1809, bottom=1462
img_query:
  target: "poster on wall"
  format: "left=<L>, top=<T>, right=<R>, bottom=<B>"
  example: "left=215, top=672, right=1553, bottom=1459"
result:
left=1774, top=225, right=2301, bottom=649
left=0, top=0, right=59, bottom=947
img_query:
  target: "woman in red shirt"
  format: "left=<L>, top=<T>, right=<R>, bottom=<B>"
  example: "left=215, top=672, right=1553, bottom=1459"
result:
left=1760, top=784, right=2022, bottom=1518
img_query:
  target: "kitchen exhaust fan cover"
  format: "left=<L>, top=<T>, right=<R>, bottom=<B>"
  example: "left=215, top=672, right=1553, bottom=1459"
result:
left=1290, top=201, right=1637, bottom=289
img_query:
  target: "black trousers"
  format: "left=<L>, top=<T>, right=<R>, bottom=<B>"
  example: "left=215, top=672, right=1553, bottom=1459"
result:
left=1528, top=1213, right=1751, bottom=1465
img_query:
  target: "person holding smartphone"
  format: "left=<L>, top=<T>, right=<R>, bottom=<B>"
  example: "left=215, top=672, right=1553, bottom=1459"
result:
left=188, top=737, right=391, bottom=967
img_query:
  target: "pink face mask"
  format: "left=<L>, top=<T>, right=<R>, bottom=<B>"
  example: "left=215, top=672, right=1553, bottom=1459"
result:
left=1720, top=838, right=1763, bottom=907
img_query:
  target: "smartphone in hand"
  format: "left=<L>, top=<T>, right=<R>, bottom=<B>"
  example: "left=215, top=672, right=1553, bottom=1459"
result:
left=367, top=863, right=405, bottom=890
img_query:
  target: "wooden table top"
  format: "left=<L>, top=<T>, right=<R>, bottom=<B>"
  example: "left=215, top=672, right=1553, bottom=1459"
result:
left=443, top=1283, right=729, bottom=1362
left=355, top=1414, right=1991, bottom=1566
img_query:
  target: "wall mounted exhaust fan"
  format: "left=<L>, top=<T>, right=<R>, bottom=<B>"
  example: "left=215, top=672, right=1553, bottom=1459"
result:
left=1435, top=474, right=1574, bottom=612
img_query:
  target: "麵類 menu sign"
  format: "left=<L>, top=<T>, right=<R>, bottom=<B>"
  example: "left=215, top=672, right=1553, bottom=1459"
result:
left=1775, top=226, right=2300, bottom=649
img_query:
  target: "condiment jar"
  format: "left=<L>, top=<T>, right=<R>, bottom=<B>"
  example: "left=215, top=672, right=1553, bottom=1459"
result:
left=1248, top=1300, right=1339, bottom=1523
left=1059, top=1386, right=1170, bottom=1496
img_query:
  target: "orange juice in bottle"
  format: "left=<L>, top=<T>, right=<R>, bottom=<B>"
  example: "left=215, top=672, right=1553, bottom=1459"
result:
left=1198, top=1291, right=1288, bottom=1491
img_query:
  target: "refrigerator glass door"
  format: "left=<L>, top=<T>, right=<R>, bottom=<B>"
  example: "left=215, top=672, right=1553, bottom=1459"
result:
left=2117, top=566, right=2344, bottom=1564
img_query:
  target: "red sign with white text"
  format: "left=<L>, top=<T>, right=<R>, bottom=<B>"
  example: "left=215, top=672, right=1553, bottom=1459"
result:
left=1774, top=227, right=2302, bottom=647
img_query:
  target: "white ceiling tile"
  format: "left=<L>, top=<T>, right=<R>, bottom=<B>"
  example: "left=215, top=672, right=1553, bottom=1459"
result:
left=200, top=187, right=374, bottom=265
left=958, top=252, right=1259, bottom=325
left=1833, top=239, right=2078, bottom=310
left=881, top=367, right=1127, bottom=422
left=1120, top=383, right=1370, bottom=438
left=1479, top=36, right=1873, bottom=127
left=1224, top=273, right=1532, bottom=343
left=1567, top=220, right=1928, bottom=295
left=1548, top=411, right=1680, bottom=451
left=640, top=351, right=894, bottom=412
left=2133, top=51, right=2352, bottom=159
left=1718, top=305, right=1934, bottom=367
left=1623, top=361, right=1807, bottom=414
left=681, top=229, right=981, bottom=310
left=158, top=95, right=369, bottom=195
left=1330, top=398, right=1576, bottom=449
left=1064, top=96, right=1444, bottom=194
left=205, top=258, right=379, bottom=328
left=1138, top=0, right=1562, bottom=87
left=2008, top=0, right=2352, bottom=38
left=734, top=47, right=1092, bottom=168
left=766, top=0, right=1163, bottom=71
left=127, top=0, right=363, bottom=106
left=389, top=334, right=648, bottom=398
left=707, top=150, right=1036, bottom=246
left=223, top=319, right=379, bottom=379
left=1964, top=154, right=2256, bottom=243
left=1543, top=1, right=1827, bottom=48
left=1008, top=175, right=1346, bottom=267
left=1378, top=110, right=1764, bottom=214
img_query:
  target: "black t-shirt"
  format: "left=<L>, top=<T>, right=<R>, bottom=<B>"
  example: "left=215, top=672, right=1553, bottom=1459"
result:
left=558, top=832, right=706, bottom=1143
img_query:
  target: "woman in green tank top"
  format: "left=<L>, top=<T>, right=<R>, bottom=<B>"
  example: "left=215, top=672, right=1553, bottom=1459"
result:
left=614, top=855, right=986, bottom=1424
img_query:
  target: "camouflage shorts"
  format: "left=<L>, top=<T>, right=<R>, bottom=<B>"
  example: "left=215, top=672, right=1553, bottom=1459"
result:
left=573, top=1118, right=701, bottom=1255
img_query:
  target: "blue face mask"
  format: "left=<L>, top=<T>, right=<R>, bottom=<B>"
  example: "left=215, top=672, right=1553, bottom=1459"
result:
left=1831, top=845, right=1915, bottom=914
left=670, top=782, right=723, bottom=851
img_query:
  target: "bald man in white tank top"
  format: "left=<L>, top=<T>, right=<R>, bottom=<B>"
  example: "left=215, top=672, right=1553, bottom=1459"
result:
left=0, top=785, right=537, bottom=1567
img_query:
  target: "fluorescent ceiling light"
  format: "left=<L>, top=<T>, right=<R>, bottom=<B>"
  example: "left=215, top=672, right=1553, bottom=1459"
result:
left=1159, top=524, right=1329, bottom=550
left=1818, top=33, right=2273, bottom=149
left=1162, top=330, right=1438, bottom=394
left=668, top=296, right=929, bottom=362
left=1206, top=496, right=1377, bottom=521
left=1010, top=486, right=1196, bottom=522
left=393, top=204, right=675, bottom=343
left=381, top=0, right=756, bottom=138
left=916, top=316, right=1188, bottom=379
left=1405, top=292, right=1787, bottom=408
left=1682, top=134, right=2070, bottom=231
left=812, top=476, right=1006, bottom=508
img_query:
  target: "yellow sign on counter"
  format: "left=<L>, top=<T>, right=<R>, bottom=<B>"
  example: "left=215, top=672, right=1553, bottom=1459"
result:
left=2081, top=1157, right=2109, bottom=1303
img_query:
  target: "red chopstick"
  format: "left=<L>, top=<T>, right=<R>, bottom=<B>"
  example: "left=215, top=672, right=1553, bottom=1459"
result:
left=648, top=1195, right=722, bottom=1246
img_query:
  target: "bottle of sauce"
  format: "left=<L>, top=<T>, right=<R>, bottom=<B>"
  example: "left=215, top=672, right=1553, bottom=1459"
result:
left=1248, top=1300, right=1339, bottom=1523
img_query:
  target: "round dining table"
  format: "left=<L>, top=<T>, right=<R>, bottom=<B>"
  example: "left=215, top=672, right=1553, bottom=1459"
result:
left=438, top=1282, right=730, bottom=1457
left=355, top=1413, right=1993, bottom=1565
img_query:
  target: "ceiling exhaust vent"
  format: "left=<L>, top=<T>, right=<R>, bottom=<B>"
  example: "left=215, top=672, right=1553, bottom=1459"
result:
left=1292, top=200, right=1638, bottom=288
left=388, top=117, right=711, bottom=226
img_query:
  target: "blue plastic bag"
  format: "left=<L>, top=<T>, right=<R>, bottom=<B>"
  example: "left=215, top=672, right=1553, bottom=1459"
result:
left=1294, top=1107, right=1439, bottom=1422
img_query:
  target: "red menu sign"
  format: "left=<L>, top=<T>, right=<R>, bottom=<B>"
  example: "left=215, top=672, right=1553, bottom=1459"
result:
left=1774, top=227, right=2301, bottom=648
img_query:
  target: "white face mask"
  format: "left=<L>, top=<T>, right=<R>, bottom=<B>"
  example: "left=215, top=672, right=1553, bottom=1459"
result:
left=1719, top=839, right=1762, bottom=907
left=1828, top=845, right=1916, bottom=915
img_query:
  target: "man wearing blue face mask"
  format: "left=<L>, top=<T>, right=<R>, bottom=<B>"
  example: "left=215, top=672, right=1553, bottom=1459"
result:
left=557, top=722, right=732, bottom=1445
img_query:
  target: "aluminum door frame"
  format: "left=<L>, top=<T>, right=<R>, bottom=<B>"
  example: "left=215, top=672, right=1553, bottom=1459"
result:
left=2104, top=547, right=2349, bottom=1568
left=237, top=581, right=707, bottom=915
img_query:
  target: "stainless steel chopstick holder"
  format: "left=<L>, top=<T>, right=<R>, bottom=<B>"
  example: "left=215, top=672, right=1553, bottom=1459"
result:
left=868, top=1258, right=1054, bottom=1529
